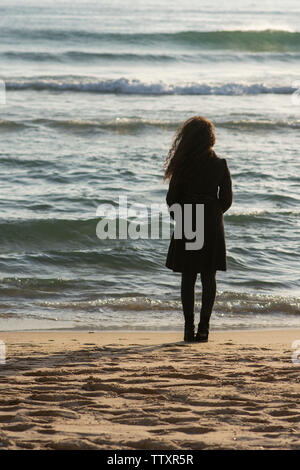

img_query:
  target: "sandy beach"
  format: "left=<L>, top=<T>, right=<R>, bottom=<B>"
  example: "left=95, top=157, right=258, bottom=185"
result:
left=0, top=329, right=299, bottom=450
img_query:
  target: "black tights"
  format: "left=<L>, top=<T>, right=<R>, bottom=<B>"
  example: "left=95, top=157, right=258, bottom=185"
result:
left=181, top=271, right=216, bottom=330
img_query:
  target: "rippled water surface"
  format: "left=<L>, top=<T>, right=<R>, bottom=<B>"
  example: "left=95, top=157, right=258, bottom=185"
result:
left=0, top=0, right=299, bottom=330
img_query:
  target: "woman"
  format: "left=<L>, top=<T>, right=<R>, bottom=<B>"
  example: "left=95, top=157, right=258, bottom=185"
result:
left=163, top=116, right=233, bottom=343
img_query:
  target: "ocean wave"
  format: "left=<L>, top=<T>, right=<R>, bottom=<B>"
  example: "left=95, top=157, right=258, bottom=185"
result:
left=32, top=117, right=181, bottom=132
left=24, top=249, right=160, bottom=271
left=1, top=117, right=299, bottom=136
left=39, top=117, right=300, bottom=132
left=0, top=203, right=298, bottom=255
left=0, top=276, right=79, bottom=298
left=0, top=205, right=299, bottom=252
left=0, top=276, right=78, bottom=290
left=0, top=155, right=62, bottom=168
left=0, top=217, right=167, bottom=268
left=3, top=28, right=300, bottom=51
left=217, top=119, right=300, bottom=130
left=35, top=291, right=300, bottom=316
left=0, top=212, right=298, bottom=274
left=2, top=50, right=178, bottom=63
left=3, top=50, right=300, bottom=64
left=0, top=217, right=100, bottom=249
left=0, top=276, right=114, bottom=299
left=225, top=203, right=300, bottom=225
left=0, top=119, right=27, bottom=131
left=5, top=77, right=296, bottom=95
left=1, top=275, right=299, bottom=317
left=225, top=212, right=279, bottom=225
left=227, top=208, right=300, bottom=217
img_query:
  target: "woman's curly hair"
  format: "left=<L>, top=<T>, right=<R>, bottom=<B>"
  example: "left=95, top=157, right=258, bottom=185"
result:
left=163, top=116, right=216, bottom=181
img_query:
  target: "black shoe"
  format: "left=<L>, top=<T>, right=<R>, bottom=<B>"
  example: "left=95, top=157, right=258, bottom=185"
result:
left=195, top=327, right=209, bottom=343
left=184, top=324, right=195, bottom=342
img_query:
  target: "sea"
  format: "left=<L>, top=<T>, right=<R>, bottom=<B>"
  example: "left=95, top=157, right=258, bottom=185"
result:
left=0, top=0, right=300, bottom=332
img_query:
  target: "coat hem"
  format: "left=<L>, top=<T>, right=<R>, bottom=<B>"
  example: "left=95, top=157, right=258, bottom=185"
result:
left=165, top=264, right=227, bottom=273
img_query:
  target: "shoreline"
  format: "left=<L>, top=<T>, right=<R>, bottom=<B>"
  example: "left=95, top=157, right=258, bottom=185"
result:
left=1, top=325, right=299, bottom=333
left=1, top=328, right=300, bottom=346
left=0, top=328, right=299, bottom=450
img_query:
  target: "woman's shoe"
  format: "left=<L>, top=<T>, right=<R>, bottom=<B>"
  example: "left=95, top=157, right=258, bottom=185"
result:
left=184, top=324, right=195, bottom=342
left=195, top=327, right=209, bottom=342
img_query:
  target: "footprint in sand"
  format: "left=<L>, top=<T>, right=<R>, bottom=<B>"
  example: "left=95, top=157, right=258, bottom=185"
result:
left=173, top=425, right=215, bottom=435
left=0, top=414, right=17, bottom=423
left=26, top=409, right=78, bottom=419
left=2, top=423, right=34, bottom=432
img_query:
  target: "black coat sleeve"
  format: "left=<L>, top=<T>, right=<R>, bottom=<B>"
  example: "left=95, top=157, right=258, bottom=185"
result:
left=218, top=159, right=233, bottom=213
left=166, top=177, right=182, bottom=206
left=166, top=177, right=183, bottom=220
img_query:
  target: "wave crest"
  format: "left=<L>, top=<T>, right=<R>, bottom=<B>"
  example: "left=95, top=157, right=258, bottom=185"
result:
left=3, top=28, right=300, bottom=51
left=36, top=291, right=300, bottom=316
left=5, top=77, right=296, bottom=95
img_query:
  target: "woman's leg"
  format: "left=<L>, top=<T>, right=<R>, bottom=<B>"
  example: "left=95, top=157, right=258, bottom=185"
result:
left=181, top=271, right=197, bottom=340
left=195, top=271, right=216, bottom=340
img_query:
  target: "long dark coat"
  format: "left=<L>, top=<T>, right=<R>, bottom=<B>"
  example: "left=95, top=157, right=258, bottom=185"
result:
left=165, top=150, right=233, bottom=273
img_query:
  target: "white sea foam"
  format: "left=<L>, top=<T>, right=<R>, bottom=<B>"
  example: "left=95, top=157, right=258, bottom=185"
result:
left=6, top=77, right=296, bottom=95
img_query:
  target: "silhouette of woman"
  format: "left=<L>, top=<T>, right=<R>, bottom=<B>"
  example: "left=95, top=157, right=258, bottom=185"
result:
left=163, top=116, right=233, bottom=342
